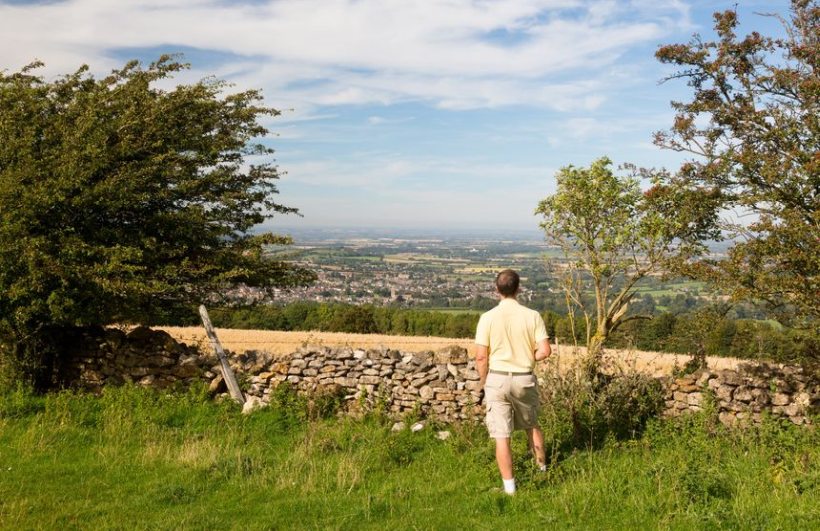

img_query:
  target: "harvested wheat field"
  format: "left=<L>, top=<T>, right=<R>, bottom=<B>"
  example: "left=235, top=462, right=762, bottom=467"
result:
left=158, top=326, right=745, bottom=377
left=157, top=327, right=472, bottom=355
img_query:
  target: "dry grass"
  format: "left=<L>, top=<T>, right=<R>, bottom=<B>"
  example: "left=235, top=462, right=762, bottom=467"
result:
left=157, top=327, right=745, bottom=376
left=556, top=345, right=745, bottom=377
left=156, top=326, right=474, bottom=356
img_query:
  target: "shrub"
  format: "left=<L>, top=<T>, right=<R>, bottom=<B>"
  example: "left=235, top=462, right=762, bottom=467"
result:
left=306, top=384, right=347, bottom=420
left=538, top=361, right=665, bottom=452
left=0, top=58, right=313, bottom=389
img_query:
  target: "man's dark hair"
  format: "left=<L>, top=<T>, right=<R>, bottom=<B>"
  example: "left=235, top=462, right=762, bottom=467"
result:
left=495, top=269, right=520, bottom=297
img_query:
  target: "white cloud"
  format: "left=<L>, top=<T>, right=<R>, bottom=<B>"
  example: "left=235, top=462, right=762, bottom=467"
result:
left=1, top=0, right=693, bottom=110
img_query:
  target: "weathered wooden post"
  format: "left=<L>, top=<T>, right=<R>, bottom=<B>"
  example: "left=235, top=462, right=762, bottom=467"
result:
left=199, top=304, right=245, bottom=405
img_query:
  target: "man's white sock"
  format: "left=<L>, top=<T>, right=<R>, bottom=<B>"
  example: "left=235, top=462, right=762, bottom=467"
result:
left=502, top=478, right=516, bottom=494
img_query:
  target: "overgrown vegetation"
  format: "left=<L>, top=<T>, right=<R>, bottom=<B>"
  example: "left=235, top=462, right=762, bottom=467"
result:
left=0, top=57, right=313, bottom=389
left=539, top=365, right=666, bottom=450
left=1, top=383, right=817, bottom=529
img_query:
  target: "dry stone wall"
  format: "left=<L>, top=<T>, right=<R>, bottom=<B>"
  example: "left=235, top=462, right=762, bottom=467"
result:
left=66, top=327, right=484, bottom=422
left=240, top=345, right=484, bottom=421
left=66, top=327, right=817, bottom=426
left=65, top=326, right=209, bottom=390
left=665, top=364, right=819, bottom=426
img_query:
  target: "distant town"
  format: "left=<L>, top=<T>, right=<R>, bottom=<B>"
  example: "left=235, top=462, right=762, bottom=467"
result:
left=266, top=234, right=552, bottom=308
left=229, top=228, right=735, bottom=317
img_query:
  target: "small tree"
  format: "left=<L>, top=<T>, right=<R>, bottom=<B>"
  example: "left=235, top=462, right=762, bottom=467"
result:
left=668, top=304, right=733, bottom=372
left=0, top=57, right=314, bottom=388
left=654, top=1, right=819, bottom=327
left=535, top=157, right=720, bottom=372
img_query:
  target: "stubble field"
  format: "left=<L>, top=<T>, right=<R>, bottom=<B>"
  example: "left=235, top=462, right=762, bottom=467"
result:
left=156, top=327, right=744, bottom=376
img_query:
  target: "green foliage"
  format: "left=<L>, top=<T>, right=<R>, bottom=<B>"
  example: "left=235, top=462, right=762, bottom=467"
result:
left=0, top=382, right=44, bottom=419
left=535, top=158, right=720, bottom=368
left=537, top=158, right=643, bottom=277
left=329, top=305, right=378, bottom=333
left=0, top=57, right=314, bottom=387
left=655, top=1, right=820, bottom=328
left=539, top=364, right=666, bottom=451
left=201, top=302, right=481, bottom=338
left=266, top=381, right=309, bottom=427
left=267, top=380, right=346, bottom=423
left=610, top=310, right=815, bottom=364
left=666, top=304, right=732, bottom=370
left=383, top=428, right=428, bottom=467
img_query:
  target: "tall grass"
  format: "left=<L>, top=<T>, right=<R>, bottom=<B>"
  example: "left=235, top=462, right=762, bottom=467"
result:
left=1, top=384, right=817, bottom=530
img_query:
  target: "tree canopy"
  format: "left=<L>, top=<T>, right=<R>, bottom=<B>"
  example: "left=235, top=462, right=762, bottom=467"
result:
left=535, top=157, right=720, bottom=368
left=0, top=56, right=314, bottom=387
left=655, top=0, right=819, bottom=326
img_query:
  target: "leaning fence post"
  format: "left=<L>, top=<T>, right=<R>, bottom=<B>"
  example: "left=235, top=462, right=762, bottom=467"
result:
left=199, top=304, right=245, bottom=405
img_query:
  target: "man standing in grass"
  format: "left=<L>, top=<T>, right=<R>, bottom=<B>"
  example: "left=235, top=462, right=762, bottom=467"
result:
left=475, top=269, right=551, bottom=495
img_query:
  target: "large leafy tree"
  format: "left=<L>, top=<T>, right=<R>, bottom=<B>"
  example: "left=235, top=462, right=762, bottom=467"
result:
left=654, top=0, right=819, bottom=326
left=535, top=157, right=720, bottom=370
left=0, top=57, right=314, bottom=388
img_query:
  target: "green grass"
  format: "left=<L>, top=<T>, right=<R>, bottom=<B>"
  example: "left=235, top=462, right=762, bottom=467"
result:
left=635, top=281, right=708, bottom=298
left=1, top=385, right=818, bottom=530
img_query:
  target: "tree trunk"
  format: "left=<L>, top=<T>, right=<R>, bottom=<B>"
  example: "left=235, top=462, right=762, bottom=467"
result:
left=583, top=331, right=606, bottom=379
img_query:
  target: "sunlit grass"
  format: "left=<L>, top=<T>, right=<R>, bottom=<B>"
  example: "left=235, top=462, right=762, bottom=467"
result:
left=1, top=385, right=817, bottom=530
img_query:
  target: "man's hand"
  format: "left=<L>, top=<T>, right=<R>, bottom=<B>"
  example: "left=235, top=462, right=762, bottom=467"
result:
left=475, top=344, right=489, bottom=385
left=534, top=339, right=551, bottom=361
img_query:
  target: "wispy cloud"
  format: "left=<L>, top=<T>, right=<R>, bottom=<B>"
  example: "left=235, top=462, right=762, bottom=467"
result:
left=366, top=115, right=415, bottom=126
left=0, top=0, right=724, bottom=230
left=1, top=0, right=692, bottom=110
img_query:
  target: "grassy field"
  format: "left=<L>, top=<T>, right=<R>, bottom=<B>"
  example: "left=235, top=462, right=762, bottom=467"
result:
left=634, top=281, right=708, bottom=298
left=1, top=385, right=818, bottom=530
left=155, top=327, right=744, bottom=377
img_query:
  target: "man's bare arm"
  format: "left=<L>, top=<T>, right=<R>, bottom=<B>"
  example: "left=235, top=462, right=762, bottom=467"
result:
left=475, top=344, right=489, bottom=388
left=534, top=339, right=551, bottom=361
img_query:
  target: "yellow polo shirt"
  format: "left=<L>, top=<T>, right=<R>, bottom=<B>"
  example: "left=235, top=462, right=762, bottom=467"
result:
left=475, top=298, right=548, bottom=372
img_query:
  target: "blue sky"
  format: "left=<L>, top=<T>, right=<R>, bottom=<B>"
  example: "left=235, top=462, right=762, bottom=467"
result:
left=0, top=0, right=791, bottom=233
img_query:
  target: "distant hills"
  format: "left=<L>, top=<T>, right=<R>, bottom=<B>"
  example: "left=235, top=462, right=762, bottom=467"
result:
left=267, top=225, right=733, bottom=252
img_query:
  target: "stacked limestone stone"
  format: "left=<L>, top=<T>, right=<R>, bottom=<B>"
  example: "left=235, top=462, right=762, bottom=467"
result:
left=665, top=364, right=819, bottom=426
left=67, top=326, right=208, bottom=390
left=240, top=345, right=484, bottom=421
left=66, top=327, right=818, bottom=428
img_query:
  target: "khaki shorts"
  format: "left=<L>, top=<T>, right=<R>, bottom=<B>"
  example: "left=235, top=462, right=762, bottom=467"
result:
left=484, top=371, right=540, bottom=439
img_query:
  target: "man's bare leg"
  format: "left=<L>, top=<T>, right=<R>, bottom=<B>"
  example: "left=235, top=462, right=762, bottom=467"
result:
left=495, top=437, right=514, bottom=479
left=527, top=427, right=546, bottom=468
left=495, top=437, right=516, bottom=494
